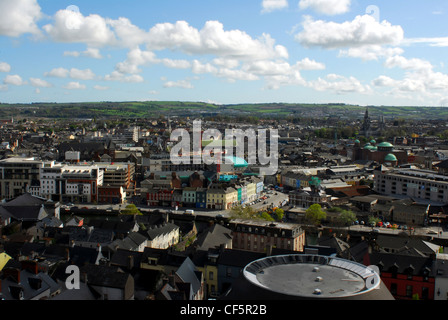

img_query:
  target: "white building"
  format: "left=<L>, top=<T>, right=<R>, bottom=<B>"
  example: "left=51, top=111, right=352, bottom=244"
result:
left=39, top=162, right=104, bottom=203
left=374, top=167, right=448, bottom=205
left=434, top=252, right=448, bottom=300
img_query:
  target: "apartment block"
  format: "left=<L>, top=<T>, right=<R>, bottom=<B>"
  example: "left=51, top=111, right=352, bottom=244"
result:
left=0, top=157, right=45, bottom=200
left=374, top=167, right=448, bottom=204
left=229, top=219, right=305, bottom=253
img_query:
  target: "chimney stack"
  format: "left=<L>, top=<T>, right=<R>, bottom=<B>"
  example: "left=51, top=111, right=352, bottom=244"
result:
left=127, top=255, right=134, bottom=270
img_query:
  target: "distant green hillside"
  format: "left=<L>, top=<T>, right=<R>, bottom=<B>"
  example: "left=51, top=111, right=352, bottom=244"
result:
left=0, top=101, right=447, bottom=120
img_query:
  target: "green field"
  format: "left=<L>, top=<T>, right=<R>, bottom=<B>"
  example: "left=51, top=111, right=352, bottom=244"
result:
left=0, top=101, right=447, bottom=120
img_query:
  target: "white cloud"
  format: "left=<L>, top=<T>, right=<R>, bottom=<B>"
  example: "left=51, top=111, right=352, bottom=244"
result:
left=373, top=56, right=448, bottom=105
left=63, top=81, right=86, bottom=90
left=69, top=68, right=96, bottom=80
left=299, top=0, right=351, bottom=15
left=83, top=48, right=103, bottom=59
left=295, top=57, right=325, bottom=70
left=339, top=45, right=404, bottom=61
left=402, top=37, right=448, bottom=48
left=43, top=9, right=116, bottom=47
left=3, top=74, right=26, bottom=86
left=372, top=75, right=397, bottom=87
left=45, top=67, right=69, bottom=78
left=307, top=74, right=372, bottom=95
left=103, top=71, right=144, bottom=83
left=0, top=62, right=11, bottom=72
left=163, top=79, right=194, bottom=89
left=29, top=78, right=52, bottom=88
left=384, top=55, right=434, bottom=72
left=0, top=0, right=42, bottom=37
left=44, top=67, right=96, bottom=80
left=212, top=58, right=240, bottom=69
left=108, top=17, right=149, bottom=48
left=192, top=60, right=218, bottom=74
left=64, top=48, right=103, bottom=59
left=162, top=58, right=191, bottom=69
left=146, top=20, right=288, bottom=60
left=297, top=15, right=404, bottom=49
left=261, top=0, right=289, bottom=13
left=114, top=47, right=158, bottom=74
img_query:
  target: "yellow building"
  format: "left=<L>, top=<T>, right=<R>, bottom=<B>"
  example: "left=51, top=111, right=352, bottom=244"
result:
left=246, top=181, right=256, bottom=202
left=196, top=258, right=219, bottom=298
left=207, top=186, right=238, bottom=210
left=0, top=252, right=12, bottom=271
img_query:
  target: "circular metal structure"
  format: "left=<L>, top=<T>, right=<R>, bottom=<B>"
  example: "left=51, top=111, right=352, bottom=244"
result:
left=242, top=254, right=382, bottom=300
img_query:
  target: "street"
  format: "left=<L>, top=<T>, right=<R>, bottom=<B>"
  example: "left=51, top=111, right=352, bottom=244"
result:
left=65, top=191, right=290, bottom=219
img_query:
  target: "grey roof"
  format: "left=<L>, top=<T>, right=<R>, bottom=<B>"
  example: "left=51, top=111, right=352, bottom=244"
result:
left=370, top=251, right=434, bottom=277
left=0, top=269, right=61, bottom=300
left=110, top=249, right=143, bottom=269
left=3, top=193, right=46, bottom=206
left=146, top=222, right=179, bottom=240
left=79, top=264, right=132, bottom=289
left=195, top=224, right=232, bottom=251
left=50, top=282, right=96, bottom=300
left=175, top=257, right=202, bottom=299
left=375, top=235, right=440, bottom=257
left=0, top=194, right=50, bottom=222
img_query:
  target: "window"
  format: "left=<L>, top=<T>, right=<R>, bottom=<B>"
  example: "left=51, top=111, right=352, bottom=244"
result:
left=422, top=287, right=429, bottom=300
left=209, top=271, right=214, bottom=280
left=406, top=285, right=413, bottom=297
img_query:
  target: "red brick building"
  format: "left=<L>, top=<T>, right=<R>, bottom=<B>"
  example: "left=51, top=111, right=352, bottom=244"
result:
left=98, top=185, right=126, bottom=204
left=369, top=252, right=435, bottom=300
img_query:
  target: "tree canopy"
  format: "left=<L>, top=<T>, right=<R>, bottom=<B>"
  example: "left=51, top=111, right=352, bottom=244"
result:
left=305, top=204, right=327, bottom=226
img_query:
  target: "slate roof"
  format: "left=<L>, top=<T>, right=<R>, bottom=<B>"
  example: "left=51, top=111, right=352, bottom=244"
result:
left=141, top=247, right=187, bottom=268
left=0, top=193, right=49, bottom=222
left=145, top=222, right=179, bottom=240
left=374, top=235, right=440, bottom=257
left=370, top=252, right=434, bottom=277
left=175, top=257, right=202, bottom=300
left=79, top=264, right=132, bottom=289
left=110, top=249, right=143, bottom=270
left=195, top=224, right=232, bottom=251
left=0, top=268, right=61, bottom=300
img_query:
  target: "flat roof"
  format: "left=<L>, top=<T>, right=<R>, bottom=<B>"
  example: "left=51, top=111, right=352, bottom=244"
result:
left=243, top=255, right=380, bottom=299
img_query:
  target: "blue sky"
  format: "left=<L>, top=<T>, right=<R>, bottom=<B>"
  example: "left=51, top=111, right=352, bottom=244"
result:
left=1, top=0, right=448, bottom=107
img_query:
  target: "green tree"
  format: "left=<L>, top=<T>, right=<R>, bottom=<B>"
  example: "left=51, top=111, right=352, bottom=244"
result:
left=305, top=204, right=327, bottom=226
left=368, top=216, right=381, bottom=227
left=230, top=205, right=257, bottom=219
left=120, top=204, right=142, bottom=215
left=274, top=208, right=284, bottom=222
left=260, top=211, right=275, bottom=221
left=338, top=209, right=357, bottom=227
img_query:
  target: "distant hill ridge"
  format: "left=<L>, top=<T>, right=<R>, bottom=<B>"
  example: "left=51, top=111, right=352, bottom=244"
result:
left=0, top=101, right=447, bottom=120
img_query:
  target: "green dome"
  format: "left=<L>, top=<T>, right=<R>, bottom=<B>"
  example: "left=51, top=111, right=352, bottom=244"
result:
left=378, top=142, right=393, bottom=148
left=354, top=139, right=360, bottom=144
left=384, top=153, right=397, bottom=162
left=364, top=145, right=376, bottom=150
left=370, top=139, right=376, bottom=144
